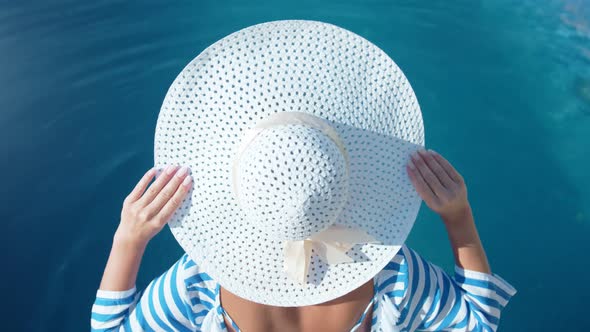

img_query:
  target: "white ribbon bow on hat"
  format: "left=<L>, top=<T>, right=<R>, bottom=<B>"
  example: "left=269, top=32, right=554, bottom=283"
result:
left=283, top=224, right=378, bottom=284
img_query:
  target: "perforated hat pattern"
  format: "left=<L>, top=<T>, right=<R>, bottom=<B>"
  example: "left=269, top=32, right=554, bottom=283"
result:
left=237, top=125, right=349, bottom=241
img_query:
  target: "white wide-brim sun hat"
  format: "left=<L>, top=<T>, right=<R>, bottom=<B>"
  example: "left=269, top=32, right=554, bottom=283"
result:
left=154, top=20, right=425, bottom=307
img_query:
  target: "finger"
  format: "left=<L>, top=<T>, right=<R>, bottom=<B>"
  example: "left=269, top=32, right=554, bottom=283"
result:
left=411, top=150, right=446, bottom=197
left=137, top=165, right=179, bottom=207
left=145, top=166, right=190, bottom=216
left=407, top=161, right=436, bottom=201
left=418, top=149, right=455, bottom=189
left=126, top=168, right=156, bottom=203
left=429, top=150, right=463, bottom=183
left=155, top=174, right=193, bottom=227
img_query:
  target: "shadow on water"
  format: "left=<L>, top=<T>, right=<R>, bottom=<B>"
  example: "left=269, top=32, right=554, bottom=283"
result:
left=0, top=0, right=588, bottom=331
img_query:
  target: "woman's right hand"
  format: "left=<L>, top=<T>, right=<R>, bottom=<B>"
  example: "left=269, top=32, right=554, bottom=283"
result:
left=114, top=165, right=193, bottom=248
left=406, top=149, right=471, bottom=224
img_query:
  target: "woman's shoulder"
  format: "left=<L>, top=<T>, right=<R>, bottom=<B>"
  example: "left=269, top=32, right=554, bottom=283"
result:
left=373, top=245, right=414, bottom=293
left=379, top=244, right=411, bottom=273
left=177, top=254, right=219, bottom=313
left=375, top=244, right=437, bottom=281
left=179, top=254, right=217, bottom=287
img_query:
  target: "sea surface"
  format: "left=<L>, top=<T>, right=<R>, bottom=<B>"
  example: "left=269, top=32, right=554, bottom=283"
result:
left=1, top=0, right=589, bottom=331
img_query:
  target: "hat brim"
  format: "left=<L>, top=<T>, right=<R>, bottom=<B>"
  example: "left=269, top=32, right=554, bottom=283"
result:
left=155, top=20, right=424, bottom=306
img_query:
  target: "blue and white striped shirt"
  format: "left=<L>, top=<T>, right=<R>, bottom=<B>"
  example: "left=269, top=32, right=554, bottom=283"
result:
left=91, top=245, right=516, bottom=331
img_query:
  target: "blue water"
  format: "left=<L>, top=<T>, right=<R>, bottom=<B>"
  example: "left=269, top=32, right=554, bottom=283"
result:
left=1, top=1, right=589, bottom=331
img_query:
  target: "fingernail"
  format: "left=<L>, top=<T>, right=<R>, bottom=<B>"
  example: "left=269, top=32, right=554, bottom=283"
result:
left=408, top=160, right=416, bottom=169
left=428, top=149, right=437, bottom=155
left=165, top=165, right=177, bottom=175
left=418, top=148, right=427, bottom=155
left=182, top=175, right=192, bottom=186
left=176, top=166, right=189, bottom=177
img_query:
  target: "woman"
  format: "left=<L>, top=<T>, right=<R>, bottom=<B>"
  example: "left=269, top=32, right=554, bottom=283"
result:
left=92, top=150, right=514, bottom=332
left=91, top=21, right=515, bottom=331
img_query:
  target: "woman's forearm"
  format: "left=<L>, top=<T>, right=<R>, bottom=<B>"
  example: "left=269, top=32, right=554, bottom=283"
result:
left=441, top=205, right=491, bottom=274
left=99, top=235, right=147, bottom=291
left=406, top=149, right=491, bottom=274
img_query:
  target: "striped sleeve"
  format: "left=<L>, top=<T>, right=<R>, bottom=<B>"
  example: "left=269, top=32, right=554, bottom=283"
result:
left=91, top=287, right=141, bottom=331
left=377, top=245, right=516, bottom=332
left=90, top=255, right=196, bottom=331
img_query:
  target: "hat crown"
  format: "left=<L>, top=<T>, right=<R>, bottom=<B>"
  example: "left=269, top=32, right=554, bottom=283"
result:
left=236, top=124, right=349, bottom=241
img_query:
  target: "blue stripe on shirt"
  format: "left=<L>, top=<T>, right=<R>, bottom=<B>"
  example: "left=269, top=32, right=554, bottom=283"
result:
left=91, top=310, right=127, bottom=323
left=467, top=293, right=502, bottom=311
left=156, top=264, right=189, bottom=331
left=94, top=294, right=136, bottom=306
left=168, top=260, right=192, bottom=322
left=396, top=247, right=418, bottom=327
left=406, top=248, right=433, bottom=330
left=495, top=286, right=512, bottom=302
left=147, top=276, right=173, bottom=332
left=134, top=295, right=156, bottom=332
left=420, top=277, right=442, bottom=329
left=187, top=285, right=216, bottom=301
left=185, top=272, right=213, bottom=286
left=436, top=282, right=464, bottom=329
left=426, top=270, right=451, bottom=328
left=455, top=273, right=494, bottom=290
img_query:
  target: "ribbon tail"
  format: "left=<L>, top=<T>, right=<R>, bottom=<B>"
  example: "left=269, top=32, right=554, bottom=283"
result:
left=316, top=242, right=355, bottom=264
left=311, top=224, right=377, bottom=244
left=283, top=240, right=313, bottom=284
